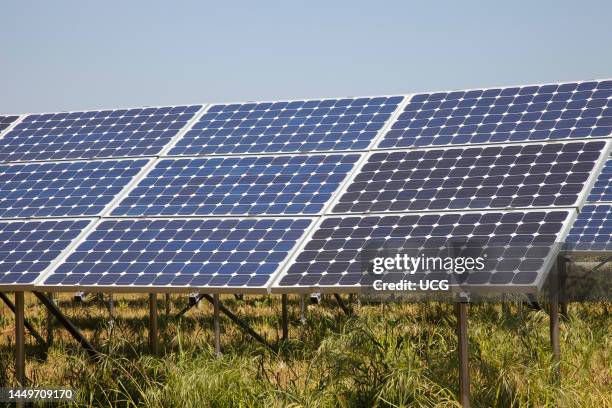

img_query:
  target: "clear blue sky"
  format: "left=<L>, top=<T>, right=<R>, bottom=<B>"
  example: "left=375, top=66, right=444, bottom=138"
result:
left=2, top=1, right=611, bottom=114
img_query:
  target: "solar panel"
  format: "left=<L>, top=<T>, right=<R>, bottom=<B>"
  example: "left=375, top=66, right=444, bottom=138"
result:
left=0, top=105, right=201, bottom=162
left=0, top=115, right=19, bottom=134
left=586, top=158, right=612, bottom=202
left=41, top=218, right=312, bottom=291
left=332, top=141, right=608, bottom=214
left=0, top=219, right=90, bottom=286
left=565, top=204, right=612, bottom=252
left=378, top=80, right=612, bottom=149
left=168, top=97, right=403, bottom=156
left=111, top=154, right=360, bottom=216
left=275, top=210, right=573, bottom=291
left=0, top=159, right=148, bottom=218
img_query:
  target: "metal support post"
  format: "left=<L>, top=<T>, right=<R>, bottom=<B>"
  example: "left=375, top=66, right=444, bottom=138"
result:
left=213, top=294, right=221, bottom=356
left=281, top=294, right=288, bottom=341
left=456, top=301, right=470, bottom=407
left=15, top=292, right=25, bottom=386
left=149, top=294, right=158, bottom=355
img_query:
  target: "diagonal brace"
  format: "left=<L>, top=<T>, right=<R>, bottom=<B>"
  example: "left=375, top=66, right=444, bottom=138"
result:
left=334, top=293, right=353, bottom=316
left=33, top=292, right=100, bottom=359
left=200, top=294, right=276, bottom=352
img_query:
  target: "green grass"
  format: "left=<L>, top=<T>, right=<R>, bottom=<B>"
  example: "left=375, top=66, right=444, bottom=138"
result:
left=0, top=294, right=610, bottom=407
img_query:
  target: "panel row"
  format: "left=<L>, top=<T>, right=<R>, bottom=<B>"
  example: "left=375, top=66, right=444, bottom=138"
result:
left=3, top=80, right=610, bottom=165
left=1, top=210, right=572, bottom=292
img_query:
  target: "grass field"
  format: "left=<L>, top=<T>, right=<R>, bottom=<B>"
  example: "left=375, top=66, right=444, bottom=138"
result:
left=0, top=292, right=610, bottom=407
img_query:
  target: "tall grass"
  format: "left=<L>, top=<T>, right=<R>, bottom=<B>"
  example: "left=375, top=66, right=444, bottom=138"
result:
left=0, top=295, right=610, bottom=407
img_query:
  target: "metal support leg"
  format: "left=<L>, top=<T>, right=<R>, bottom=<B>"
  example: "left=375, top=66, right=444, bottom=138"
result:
left=559, top=257, right=568, bottom=319
left=213, top=294, right=221, bottom=356
left=550, top=257, right=561, bottom=381
left=46, top=292, right=54, bottom=347
left=456, top=302, right=470, bottom=408
left=33, top=292, right=99, bottom=359
left=299, top=295, right=306, bottom=324
left=108, top=293, right=115, bottom=328
left=281, top=294, right=288, bottom=341
left=15, top=292, right=25, bottom=386
left=0, top=292, right=45, bottom=347
left=149, top=294, right=158, bottom=355
left=165, top=293, right=171, bottom=317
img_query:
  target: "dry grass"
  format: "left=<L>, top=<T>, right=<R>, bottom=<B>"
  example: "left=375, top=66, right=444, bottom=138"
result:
left=0, top=293, right=610, bottom=407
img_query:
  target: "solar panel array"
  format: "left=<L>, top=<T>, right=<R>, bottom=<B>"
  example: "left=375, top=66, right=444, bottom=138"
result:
left=38, top=96, right=403, bottom=291
left=0, top=104, right=203, bottom=288
left=0, top=79, right=610, bottom=293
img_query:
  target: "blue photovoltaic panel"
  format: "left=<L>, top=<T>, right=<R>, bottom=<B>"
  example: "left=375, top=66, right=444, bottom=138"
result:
left=112, top=154, right=360, bottom=216
left=378, top=80, right=612, bottom=149
left=44, top=218, right=312, bottom=289
left=0, top=115, right=19, bottom=134
left=0, top=219, right=90, bottom=285
left=277, top=211, right=571, bottom=289
left=0, top=159, right=148, bottom=218
left=169, top=96, right=403, bottom=155
left=565, top=204, right=612, bottom=251
left=586, top=159, right=612, bottom=202
left=333, top=141, right=607, bottom=213
left=0, top=105, right=201, bottom=162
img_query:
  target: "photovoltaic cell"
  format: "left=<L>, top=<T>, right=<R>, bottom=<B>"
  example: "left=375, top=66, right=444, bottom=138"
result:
left=169, top=97, right=403, bottom=156
left=112, top=154, right=359, bottom=216
left=586, top=159, right=612, bottom=202
left=43, top=218, right=312, bottom=289
left=378, top=80, right=612, bottom=149
left=0, top=219, right=90, bottom=285
left=0, top=159, right=148, bottom=218
left=565, top=204, right=612, bottom=251
left=0, top=115, right=19, bottom=134
left=277, top=211, right=571, bottom=289
left=0, top=105, right=201, bottom=162
left=333, top=141, right=607, bottom=213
